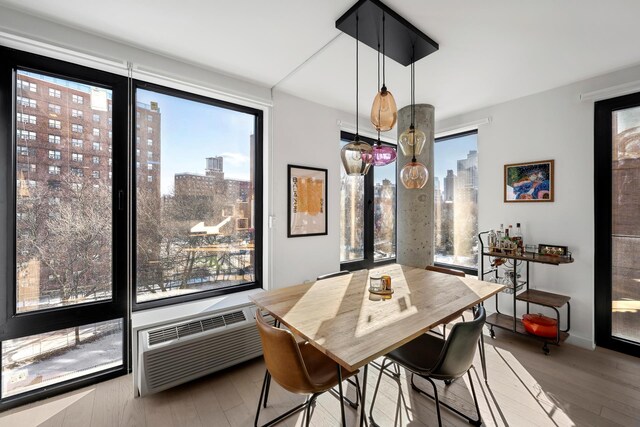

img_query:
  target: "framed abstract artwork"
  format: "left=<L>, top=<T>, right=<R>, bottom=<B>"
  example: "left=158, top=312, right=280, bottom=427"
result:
left=504, top=159, right=554, bottom=202
left=287, top=165, right=328, bottom=237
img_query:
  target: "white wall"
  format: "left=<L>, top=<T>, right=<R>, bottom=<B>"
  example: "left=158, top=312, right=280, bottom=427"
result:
left=436, top=63, right=640, bottom=349
left=270, top=90, right=356, bottom=288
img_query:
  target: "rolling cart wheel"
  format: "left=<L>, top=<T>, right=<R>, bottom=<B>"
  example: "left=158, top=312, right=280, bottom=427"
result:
left=490, top=327, right=496, bottom=339
left=542, top=343, right=550, bottom=355
left=444, top=379, right=453, bottom=386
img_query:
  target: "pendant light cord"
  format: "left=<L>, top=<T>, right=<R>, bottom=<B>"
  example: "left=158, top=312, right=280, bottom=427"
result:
left=382, top=13, right=386, bottom=89
left=411, top=55, right=417, bottom=163
left=355, top=14, right=359, bottom=139
left=377, top=43, right=381, bottom=147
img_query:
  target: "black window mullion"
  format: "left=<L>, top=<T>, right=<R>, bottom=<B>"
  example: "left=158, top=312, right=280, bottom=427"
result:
left=340, top=131, right=397, bottom=271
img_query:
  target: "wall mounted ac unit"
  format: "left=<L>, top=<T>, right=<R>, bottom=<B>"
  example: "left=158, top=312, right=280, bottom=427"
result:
left=136, top=304, right=270, bottom=397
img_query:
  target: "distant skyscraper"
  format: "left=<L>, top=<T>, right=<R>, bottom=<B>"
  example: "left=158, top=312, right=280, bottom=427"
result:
left=457, top=150, right=478, bottom=189
left=444, top=170, right=455, bottom=202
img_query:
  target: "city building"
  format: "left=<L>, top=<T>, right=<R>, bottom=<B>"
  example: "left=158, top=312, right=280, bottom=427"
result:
left=15, top=72, right=161, bottom=309
left=174, top=153, right=252, bottom=233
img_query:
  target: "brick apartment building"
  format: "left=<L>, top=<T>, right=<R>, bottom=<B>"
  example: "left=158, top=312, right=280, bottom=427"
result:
left=174, top=155, right=252, bottom=233
left=15, top=71, right=161, bottom=308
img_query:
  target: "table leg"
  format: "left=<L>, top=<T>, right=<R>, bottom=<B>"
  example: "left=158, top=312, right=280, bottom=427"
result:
left=360, top=364, right=368, bottom=427
left=337, top=364, right=346, bottom=426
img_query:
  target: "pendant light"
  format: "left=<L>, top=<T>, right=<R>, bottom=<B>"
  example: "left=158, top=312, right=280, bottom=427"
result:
left=400, top=60, right=429, bottom=189
left=398, top=56, right=426, bottom=156
left=370, top=13, right=398, bottom=132
left=371, top=43, right=397, bottom=166
left=341, top=14, right=373, bottom=176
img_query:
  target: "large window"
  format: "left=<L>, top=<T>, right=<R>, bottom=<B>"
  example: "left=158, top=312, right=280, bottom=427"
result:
left=340, top=132, right=396, bottom=270
left=595, top=93, right=640, bottom=357
left=1, top=47, right=128, bottom=410
left=434, top=131, right=479, bottom=272
left=134, top=83, right=262, bottom=308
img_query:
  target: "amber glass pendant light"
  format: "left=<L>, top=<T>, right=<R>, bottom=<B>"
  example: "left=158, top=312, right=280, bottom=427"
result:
left=341, top=14, right=373, bottom=176
left=398, top=54, right=426, bottom=156
left=371, top=44, right=397, bottom=166
left=400, top=60, right=428, bottom=189
left=370, top=13, right=397, bottom=132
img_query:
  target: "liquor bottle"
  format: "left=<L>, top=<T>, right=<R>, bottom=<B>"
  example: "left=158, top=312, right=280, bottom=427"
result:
left=488, top=229, right=496, bottom=250
left=497, top=224, right=504, bottom=245
left=506, top=225, right=511, bottom=238
left=514, top=223, right=523, bottom=250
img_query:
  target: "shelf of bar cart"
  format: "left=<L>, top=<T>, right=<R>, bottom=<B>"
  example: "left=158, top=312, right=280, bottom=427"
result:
left=479, top=238, right=573, bottom=355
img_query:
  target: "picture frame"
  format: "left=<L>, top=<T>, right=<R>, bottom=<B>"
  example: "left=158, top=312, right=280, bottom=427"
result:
left=504, top=159, right=554, bottom=202
left=287, top=165, right=328, bottom=237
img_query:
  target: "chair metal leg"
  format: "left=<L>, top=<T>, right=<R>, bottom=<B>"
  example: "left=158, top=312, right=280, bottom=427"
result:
left=304, top=395, right=316, bottom=427
left=263, top=372, right=271, bottom=408
left=479, top=333, right=488, bottom=383
left=254, top=370, right=269, bottom=427
left=425, top=376, right=443, bottom=427
left=467, top=370, right=482, bottom=426
left=410, top=370, right=482, bottom=426
left=370, top=360, right=400, bottom=378
left=369, top=358, right=393, bottom=427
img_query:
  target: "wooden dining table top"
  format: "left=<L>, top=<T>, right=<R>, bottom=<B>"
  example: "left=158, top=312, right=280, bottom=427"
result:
left=250, top=264, right=505, bottom=371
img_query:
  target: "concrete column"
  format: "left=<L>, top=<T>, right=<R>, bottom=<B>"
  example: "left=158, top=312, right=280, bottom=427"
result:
left=396, top=104, right=435, bottom=268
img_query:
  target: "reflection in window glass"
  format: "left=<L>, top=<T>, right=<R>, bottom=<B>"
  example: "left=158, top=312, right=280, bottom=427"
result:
left=135, top=88, right=256, bottom=303
left=374, top=161, right=396, bottom=261
left=2, top=319, right=123, bottom=398
left=340, top=142, right=364, bottom=262
left=434, top=132, right=478, bottom=269
left=15, top=71, right=113, bottom=313
left=611, top=106, right=640, bottom=343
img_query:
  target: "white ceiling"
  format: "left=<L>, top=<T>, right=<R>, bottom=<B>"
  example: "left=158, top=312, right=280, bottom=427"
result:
left=3, top=0, right=640, bottom=119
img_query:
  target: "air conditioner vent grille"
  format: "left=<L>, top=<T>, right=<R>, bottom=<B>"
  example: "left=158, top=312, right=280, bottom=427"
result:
left=223, top=311, right=246, bottom=325
left=201, top=316, right=225, bottom=331
left=148, top=328, right=178, bottom=346
left=146, top=309, right=246, bottom=346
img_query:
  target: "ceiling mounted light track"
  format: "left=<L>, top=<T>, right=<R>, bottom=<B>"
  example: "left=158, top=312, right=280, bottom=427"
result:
left=336, top=0, right=439, bottom=67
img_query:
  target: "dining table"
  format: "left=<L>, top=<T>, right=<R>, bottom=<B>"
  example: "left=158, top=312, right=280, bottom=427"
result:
left=249, top=263, right=505, bottom=426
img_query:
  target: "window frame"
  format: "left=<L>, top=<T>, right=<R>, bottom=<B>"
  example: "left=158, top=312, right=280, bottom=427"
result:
left=433, top=129, right=479, bottom=276
left=339, top=131, right=397, bottom=271
left=594, top=92, right=640, bottom=357
left=131, top=80, right=263, bottom=311
left=0, top=45, right=129, bottom=411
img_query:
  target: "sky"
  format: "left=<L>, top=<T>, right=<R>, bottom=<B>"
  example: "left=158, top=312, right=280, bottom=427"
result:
left=137, top=89, right=255, bottom=196
left=434, top=133, right=477, bottom=186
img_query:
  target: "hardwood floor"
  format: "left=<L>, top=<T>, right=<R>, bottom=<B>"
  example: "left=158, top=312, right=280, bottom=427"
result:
left=1, top=325, right=639, bottom=427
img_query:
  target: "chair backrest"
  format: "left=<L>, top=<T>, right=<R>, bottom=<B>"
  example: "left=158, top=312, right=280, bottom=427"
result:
left=425, top=265, right=466, bottom=277
left=431, top=306, right=486, bottom=378
left=316, top=270, right=350, bottom=281
left=254, top=310, right=315, bottom=394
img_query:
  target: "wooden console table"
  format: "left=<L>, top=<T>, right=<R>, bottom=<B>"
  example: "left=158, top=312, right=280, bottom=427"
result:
left=478, top=231, right=573, bottom=354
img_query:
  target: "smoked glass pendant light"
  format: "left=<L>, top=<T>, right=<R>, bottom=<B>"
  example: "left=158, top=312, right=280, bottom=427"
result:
left=398, top=56, right=426, bottom=156
left=341, top=14, right=373, bottom=176
left=400, top=60, right=428, bottom=189
left=370, top=13, right=397, bottom=132
left=371, top=42, right=397, bottom=166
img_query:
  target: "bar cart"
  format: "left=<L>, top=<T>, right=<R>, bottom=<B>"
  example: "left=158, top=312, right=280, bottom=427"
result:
left=478, top=231, right=573, bottom=354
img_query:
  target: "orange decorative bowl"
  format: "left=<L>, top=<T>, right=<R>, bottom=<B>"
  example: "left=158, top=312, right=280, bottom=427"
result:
left=522, top=314, right=557, bottom=338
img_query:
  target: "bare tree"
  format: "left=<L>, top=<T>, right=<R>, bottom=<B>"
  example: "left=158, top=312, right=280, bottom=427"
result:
left=17, top=176, right=112, bottom=309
